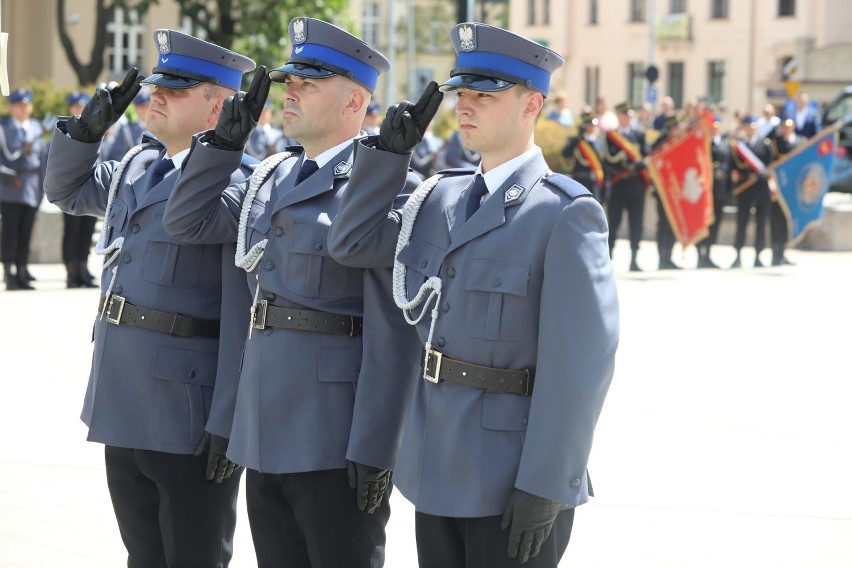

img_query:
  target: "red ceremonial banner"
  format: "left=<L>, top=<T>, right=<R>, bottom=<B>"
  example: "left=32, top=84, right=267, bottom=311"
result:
left=646, top=119, right=714, bottom=247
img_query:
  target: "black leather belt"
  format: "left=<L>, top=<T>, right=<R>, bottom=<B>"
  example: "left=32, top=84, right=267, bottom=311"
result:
left=423, top=347, right=533, bottom=396
left=98, top=294, right=220, bottom=339
left=251, top=300, right=362, bottom=336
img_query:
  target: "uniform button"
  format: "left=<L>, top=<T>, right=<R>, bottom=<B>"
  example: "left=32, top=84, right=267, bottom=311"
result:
left=436, top=337, right=445, bottom=348
left=441, top=302, right=450, bottom=313
left=447, top=267, right=456, bottom=278
left=264, top=328, right=273, bottom=336
left=265, top=260, right=275, bottom=271
left=122, top=253, right=131, bottom=264
left=275, top=227, right=284, bottom=237
left=114, top=285, right=123, bottom=294
left=265, top=293, right=276, bottom=302
left=131, top=224, right=140, bottom=233
left=570, top=478, right=581, bottom=488
left=493, top=276, right=502, bottom=287
left=249, top=214, right=256, bottom=224
left=109, top=212, right=115, bottom=219
left=188, top=369, right=196, bottom=379
left=314, top=242, right=323, bottom=251
left=421, top=260, right=428, bottom=269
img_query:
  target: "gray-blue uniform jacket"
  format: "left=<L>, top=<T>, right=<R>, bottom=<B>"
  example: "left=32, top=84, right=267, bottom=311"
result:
left=43, top=123, right=253, bottom=454
left=329, top=143, right=620, bottom=517
left=0, top=117, right=44, bottom=208
left=161, top=138, right=423, bottom=473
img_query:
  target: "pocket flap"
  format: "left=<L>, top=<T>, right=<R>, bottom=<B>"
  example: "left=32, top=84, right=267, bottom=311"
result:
left=396, top=236, right=444, bottom=278
left=465, top=260, right=529, bottom=296
left=289, top=223, right=331, bottom=257
left=151, top=345, right=217, bottom=386
left=481, top=392, right=530, bottom=432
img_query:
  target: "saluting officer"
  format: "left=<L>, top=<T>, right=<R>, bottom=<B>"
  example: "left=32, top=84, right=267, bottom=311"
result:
left=561, top=110, right=604, bottom=202
left=768, top=117, right=804, bottom=266
left=696, top=115, right=732, bottom=268
left=162, top=18, right=423, bottom=567
left=603, top=101, right=649, bottom=271
left=44, top=31, right=256, bottom=566
left=329, top=22, right=619, bottom=567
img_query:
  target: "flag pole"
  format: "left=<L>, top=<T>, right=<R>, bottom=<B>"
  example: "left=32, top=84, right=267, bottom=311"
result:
left=0, top=0, right=10, bottom=96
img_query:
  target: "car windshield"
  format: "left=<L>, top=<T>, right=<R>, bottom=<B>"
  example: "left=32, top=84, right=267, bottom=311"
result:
left=825, top=93, right=852, bottom=123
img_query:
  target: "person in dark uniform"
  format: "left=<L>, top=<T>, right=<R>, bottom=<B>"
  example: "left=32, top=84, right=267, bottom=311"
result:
left=1, top=88, right=44, bottom=291
left=410, top=119, right=444, bottom=178
left=650, top=114, right=683, bottom=269
left=44, top=31, right=257, bottom=566
left=696, top=115, right=731, bottom=268
left=329, top=22, right=619, bottom=567
left=603, top=101, right=649, bottom=271
left=245, top=99, right=283, bottom=159
left=561, top=110, right=604, bottom=202
left=768, top=117, right=804, bottom=265
left=60, top=92, right=99, bottom=288
left=730, top=115, right=773, bottom=268
left=442, top=128, right=481, bottom=168
left=104, top=87, right=150, bottom=162
left=162, top=18, right=423, bottom=568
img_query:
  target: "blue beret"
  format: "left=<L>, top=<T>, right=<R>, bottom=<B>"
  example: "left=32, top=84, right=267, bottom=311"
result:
left=741, top=115, right=757, bottom=126
left=269, top=18, right=390, bottom=92
left=440, top=23, right=564, bottom=96
left=142, top=30, right=255, bottom=91
left=8, top=88, right=32, bottom=104
left=66, top=91, right=90, bottom=106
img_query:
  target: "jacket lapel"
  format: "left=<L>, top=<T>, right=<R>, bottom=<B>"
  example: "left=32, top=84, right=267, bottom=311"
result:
left=271, top=145, right=354, bottom=214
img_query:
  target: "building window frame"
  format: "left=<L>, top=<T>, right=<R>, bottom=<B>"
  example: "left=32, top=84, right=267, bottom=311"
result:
left=585, top=65, right=600, bottom=107
left=707, top=60, right=725, bottom=105
left=778, top=0, right=796, bottom=17
left=362, top=2, right=381, bottom=47
left=630, top=0, right=646, bottom=22
left=590, top=0, right=598, bottom=24
left=667, top=61, right=685, bottom=108
left=628, top=62, right=645, bottom=107
left=710, top=0, right=729, bottom=19
left=106, top=7, right=146, bottom=80
left=670, top=0, right=687, bottom=14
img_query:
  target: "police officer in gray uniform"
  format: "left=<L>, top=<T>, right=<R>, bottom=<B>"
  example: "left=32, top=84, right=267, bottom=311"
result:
left=43, top=30, right=256, bottom=567
left=329, top=23, right=619, bottom=567
left=1, top=88, right=44, bottom=290
left=162, top=18, right=423, bottom=567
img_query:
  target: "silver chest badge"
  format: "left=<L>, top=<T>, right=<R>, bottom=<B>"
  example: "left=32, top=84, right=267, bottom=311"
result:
left=292, top=18, right=307, bottom=44
left=156, top=31, right=171, bottom=55
left=504, top=184, right=524, bottom=203
left=458, top=25, right=476, bottom=52
left=334, top=161, right=352, bottom=176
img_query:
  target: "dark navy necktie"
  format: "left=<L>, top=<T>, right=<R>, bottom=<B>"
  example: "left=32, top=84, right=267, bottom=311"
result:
left=464, top=174, right=489, bottom=220
left=149, top=157, right=174, bottom=187
left=295, top=159, right=318, bottom=185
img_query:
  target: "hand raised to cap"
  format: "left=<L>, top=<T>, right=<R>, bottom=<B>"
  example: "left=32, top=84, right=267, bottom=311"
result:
left=210, top=65, right=272, bottom=151
left=378, top=81, right=444, bottom=155
left=66, top=67, right=143, bottom=143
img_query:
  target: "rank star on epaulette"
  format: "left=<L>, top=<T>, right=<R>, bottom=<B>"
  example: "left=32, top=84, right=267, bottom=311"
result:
left=334, top=161, right=352, bottom=176
left=293, top=18, right=307, bottom=44
left=156, top=30, right=171, bottom=55
left=504, top=184, right=524, bottom=203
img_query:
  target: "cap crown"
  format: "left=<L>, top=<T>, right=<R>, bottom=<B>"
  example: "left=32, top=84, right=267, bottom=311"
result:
left=144, top=30, right=255, bottom=90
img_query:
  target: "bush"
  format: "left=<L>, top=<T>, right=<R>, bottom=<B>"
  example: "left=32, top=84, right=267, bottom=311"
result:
left=536, top=119, right=576, bottom=174
left=0, top=80, right=99, bottom=136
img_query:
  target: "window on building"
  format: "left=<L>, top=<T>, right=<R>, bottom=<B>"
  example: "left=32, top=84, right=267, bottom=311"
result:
left=528, top=0, right=536, bottom=24
left=778, top=0, right=796, bottom=17
left=590, top=0, right=598, bottom=24
left=707, top=60, right=725, bottom=104
left=543, top=0, right=551, bottom=25
left=711, top=0, right=729, bottom=18
left=362, top=2, right=380, bottom=47
left=628, top=62, right=645, bottom=106
left=671, top=0, right=687, bottom=14
left=668, top=62, right=685, bottom=108
left=106, top=7, right=145, bottom=79
left=630, top=0, right=646, bottom=22
left=585, top=65, right=600, bottom=106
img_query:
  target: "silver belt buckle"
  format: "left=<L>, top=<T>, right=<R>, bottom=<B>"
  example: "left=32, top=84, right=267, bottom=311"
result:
left=423, top=347, right=442, bottom=383
left=252, top=299, right=269, bottom=330
left=106, top=294, right=126, bottom=325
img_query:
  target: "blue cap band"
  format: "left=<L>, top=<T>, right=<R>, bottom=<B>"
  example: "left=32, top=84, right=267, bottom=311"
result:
left=456, top=51, right=552, bottom=94
left=290, top=43, right=380, bottom=90
left=157, top=53, right=243, bottom=90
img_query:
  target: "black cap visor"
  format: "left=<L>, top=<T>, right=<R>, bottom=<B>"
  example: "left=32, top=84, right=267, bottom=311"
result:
left=269, top=62, right=336, bottom=83
left=439, top=73, right=515, bottom=93
left=141, top=72, right=202, bottom=90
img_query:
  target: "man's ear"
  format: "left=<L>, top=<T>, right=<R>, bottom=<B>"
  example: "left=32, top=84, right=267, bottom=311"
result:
left=344, top=87, right=369, bottom=117
left=524, top=91, right=545, bottom=120
left=208, top=96, right=227, bottom=128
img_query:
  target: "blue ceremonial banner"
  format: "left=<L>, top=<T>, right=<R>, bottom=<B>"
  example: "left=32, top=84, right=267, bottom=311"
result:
left=770, top=127, right=839, bottom=245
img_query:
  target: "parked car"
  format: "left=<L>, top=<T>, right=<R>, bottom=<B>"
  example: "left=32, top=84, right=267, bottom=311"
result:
left=821, top=86, right=852, bottom=193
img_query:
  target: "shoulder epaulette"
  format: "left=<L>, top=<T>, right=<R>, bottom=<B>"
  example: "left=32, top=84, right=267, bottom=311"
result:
left=542, top=172, right=593, bottom=200
left=435, top=167, right=477, bottom=176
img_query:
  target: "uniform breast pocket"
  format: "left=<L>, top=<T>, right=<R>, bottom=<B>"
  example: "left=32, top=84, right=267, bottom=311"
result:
left=142, top=240, right=204, bottom=288
left=105, top=199, right=128, bottom=243
left=464, top=260, right=530, bottom=341
left=396, top=236, right=444, bottom=298
left=247, top=199, right=271, bottom=248
left=286, top=223, right=347, bottom=298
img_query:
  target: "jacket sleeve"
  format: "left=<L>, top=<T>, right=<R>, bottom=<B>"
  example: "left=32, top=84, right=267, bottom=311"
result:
left=163, top=134, right=247, bottom=245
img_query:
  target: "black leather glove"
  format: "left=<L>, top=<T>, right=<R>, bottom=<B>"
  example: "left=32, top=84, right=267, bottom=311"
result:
left=347, top=461, right=391, bottom=514
left=66, top=67, right=142, bottom=143
left=193, top=432, right=239, bottom=483
left=500, top=489, right=562, bottom=564
left=209, top=65, right=271, bottom=151
left=377, top=81, right=443, bottom=155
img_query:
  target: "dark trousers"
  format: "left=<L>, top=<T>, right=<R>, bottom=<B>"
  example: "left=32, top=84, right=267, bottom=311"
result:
left=606, top=179, right=646, bottom=252
left=415, top=508, right=575, bottom=568
left=734, top=183, right=771, bottom=253
left=0, top=201, right=37, bottom=264
left=654, top=193, right=676, bottom=260
left=62, top=212, right=97, bottom=262
left=246, top=468, right=390, bottom=568
left=104, top=445, right=242, bottom=568
left=697, top=197, right=727, bottom=253
left=769, top=200, right=788, bottom=250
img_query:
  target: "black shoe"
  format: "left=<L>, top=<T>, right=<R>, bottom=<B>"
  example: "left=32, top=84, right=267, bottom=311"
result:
left=754, top=257, right=764, bottom=268
left=658, top=259, right=682, bottom=270
left=629, top=260, right=642, bottom=272
left=730, top=256, right=742, bottom=269
left=780, top=256, right=795, bottom=266
left=697, top=255, right=720, bottom=269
